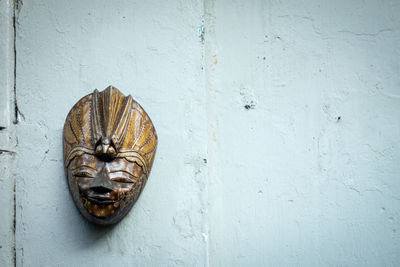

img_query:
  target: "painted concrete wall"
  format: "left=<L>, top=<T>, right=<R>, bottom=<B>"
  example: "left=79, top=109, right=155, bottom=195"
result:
left=13, top=0, right=207, bottom=266
left=0, top=0, right=16, bottom=265
left=0, top=0, right=399, bottom=266
left=206, top=1, right=400, bottom=266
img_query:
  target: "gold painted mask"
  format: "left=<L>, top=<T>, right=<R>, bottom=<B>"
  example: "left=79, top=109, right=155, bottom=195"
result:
left=63, top=86, right=157, bottom=225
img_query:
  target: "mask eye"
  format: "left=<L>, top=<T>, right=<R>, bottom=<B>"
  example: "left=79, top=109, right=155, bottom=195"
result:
left=73, top=171, right=94, bottom=178
left=112, top=177, right=134, bottom=184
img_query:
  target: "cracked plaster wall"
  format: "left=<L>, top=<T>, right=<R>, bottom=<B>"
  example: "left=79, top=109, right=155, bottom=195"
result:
left=0, top=0, right=399, bottom=266
left=206, top=0, right=400, bottom=266
left=0, top=0, right=17, bottom=266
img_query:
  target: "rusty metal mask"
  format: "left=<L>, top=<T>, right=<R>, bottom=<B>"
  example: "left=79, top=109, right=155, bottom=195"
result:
left=63, top=86, right=157, bottom=225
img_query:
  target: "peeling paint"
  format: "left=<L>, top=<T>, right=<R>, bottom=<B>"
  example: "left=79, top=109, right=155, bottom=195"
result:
left=198, top=25, right=205, bottom=43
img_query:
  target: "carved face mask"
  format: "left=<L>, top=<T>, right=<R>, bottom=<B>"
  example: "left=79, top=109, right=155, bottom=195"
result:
left=63, top=86, right=157, bottom=225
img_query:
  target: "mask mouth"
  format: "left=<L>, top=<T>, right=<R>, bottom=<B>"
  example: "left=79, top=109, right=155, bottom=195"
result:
left=86, top=191, right=116, bottom=205
left=87, top=197, right=115, bottom=205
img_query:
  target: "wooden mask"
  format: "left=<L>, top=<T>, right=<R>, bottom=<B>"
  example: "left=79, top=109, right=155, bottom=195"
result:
left=63, top=86, right=157, bottom=225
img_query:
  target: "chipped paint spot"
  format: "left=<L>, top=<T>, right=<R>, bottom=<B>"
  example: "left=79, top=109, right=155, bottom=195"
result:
left=198, top=25, right=205, bottom=43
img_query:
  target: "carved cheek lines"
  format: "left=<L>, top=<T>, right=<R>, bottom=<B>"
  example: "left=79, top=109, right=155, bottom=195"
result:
left=71, top=163, right=98, bottom=174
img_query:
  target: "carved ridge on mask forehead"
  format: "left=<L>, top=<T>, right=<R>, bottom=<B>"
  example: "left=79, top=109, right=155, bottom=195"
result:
left=91, top=86, right=133, bottom=158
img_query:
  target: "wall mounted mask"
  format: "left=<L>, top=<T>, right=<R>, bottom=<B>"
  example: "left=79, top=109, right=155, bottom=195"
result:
left=63, top=86, right=157, bottom=225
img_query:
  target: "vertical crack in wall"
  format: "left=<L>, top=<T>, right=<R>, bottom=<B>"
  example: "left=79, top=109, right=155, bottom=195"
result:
left=203, top=0, right=226, bottom=265
left=12, top=0, right=16, bottom=263
left=203, top=1, right=218, bottom=266
left=12, top=0, right=23, bottom=125
left=202, top=1, right=209, bottom=266
left=11, top=1, right=22, bottom=266
left=13, top=182, right=16, bottom=267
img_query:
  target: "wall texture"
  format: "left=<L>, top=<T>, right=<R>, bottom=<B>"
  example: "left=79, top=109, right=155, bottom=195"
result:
left=13, top=0, right=207, bottom=266
left=1, top=0, right=399, bottom=266
left=206, top=1, right=400, bottom=266
left=0, top=0, right=16, bottom=265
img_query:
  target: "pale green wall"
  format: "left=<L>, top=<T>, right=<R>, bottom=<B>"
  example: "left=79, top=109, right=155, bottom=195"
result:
left=1, top=0, right=400, bottom=266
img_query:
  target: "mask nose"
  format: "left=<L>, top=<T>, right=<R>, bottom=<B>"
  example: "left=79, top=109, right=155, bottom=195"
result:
left=90, top=168, right=115, bottom=194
